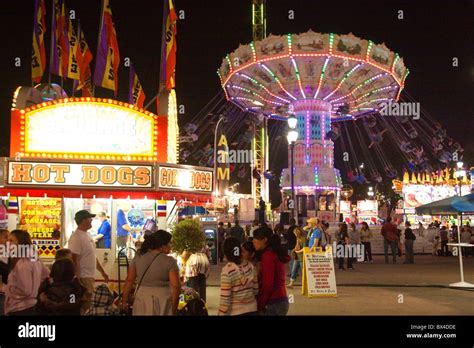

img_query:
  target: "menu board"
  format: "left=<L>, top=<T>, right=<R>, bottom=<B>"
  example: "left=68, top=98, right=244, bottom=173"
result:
left=19, top=197, right=62, bottom=258
left=302, top=246, right=337, bottom=297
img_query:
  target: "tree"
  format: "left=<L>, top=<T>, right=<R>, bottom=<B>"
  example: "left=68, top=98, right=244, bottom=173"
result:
left=171, top=219, right=206, bottom=254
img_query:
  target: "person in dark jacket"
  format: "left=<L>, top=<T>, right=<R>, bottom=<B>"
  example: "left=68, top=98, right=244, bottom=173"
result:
left=284, top=219, right=297, bottom=277
left=404, top=222, right=416, bottom=264
left=381, top=217, right=399, bottom=264
left=252, top=227, right=290, bottom=316
left=37, top=259, right=87, bottom=315
left=230, top=221, right=245, bottom=244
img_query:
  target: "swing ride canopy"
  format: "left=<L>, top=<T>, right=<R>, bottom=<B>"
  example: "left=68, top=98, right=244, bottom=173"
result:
left=218, top=30, right=409, bottom=121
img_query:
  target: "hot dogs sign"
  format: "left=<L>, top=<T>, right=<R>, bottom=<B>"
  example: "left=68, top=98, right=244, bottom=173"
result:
left=8, top=162, right=153, bottom=188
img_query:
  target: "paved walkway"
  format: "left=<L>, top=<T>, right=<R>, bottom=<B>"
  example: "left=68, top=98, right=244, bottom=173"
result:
left=205, top=255, right=474, bottom=315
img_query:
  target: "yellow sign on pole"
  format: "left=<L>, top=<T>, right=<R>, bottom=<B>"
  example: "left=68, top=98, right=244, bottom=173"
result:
left=301, top=246, right=337, bottom=298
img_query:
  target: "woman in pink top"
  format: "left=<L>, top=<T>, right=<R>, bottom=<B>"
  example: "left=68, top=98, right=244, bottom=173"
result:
left=0, top=230, right=49, bottom=315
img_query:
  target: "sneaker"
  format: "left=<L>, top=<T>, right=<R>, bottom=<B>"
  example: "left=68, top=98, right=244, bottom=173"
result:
left=363, top=261, right=368, bottom=263
left=370, top=260, right=374, bottom=263
left=348, top=267, right=355, bottom=270
left=287, top=280, right=294, bottom=288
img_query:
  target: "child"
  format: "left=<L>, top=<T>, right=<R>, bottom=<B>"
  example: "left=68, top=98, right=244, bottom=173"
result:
left=84, top=284, right=120, bottom=316
left=37, top=259, right=86, bottom=315
left=432, top=236, right=440, bottom=256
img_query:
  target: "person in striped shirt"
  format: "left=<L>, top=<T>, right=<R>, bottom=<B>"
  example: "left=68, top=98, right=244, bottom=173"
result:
left=218, top=237, right=258, bottom=316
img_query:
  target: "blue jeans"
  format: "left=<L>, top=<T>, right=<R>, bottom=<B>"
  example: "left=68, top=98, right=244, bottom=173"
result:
left=290, top=259, right=301, bottom=280
left=264, top=300, right=289, bottom=316
left=384, top=239, right=398, bottom=263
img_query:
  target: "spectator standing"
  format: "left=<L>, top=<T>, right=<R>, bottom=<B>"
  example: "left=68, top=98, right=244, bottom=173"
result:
left=68, top=210, right=109, bottom=314
left=122, top=230, right=181, bottom=315
left=249, top=220, right=259, bottom=239
left=460, top=227, right=471, bottom=257
left=230, top=220, right=245, bottom=244
left=284, top=218, right=298, bottom=274
left=184, top=251, right=210, bottom=302
left=360, top=222, right=373, bottom=263
left=336, top=223, right=349, bottom=270
left=288, top=226, right=306, bottom=288
left=417, top=222, right=425, bottom=237
left=307, top=218, right=322, bottom=251
left=253, top=227, right=290, bottom=315
left=439, top=226, right=449, bottom=256
left=0, top=230, right=49, bottom=315
left=347, top=223, right=360, bottom=270
left=381, top=217, right=399, bottom=264
left=0, top=229, right=10, bottom=315
left=217, top=222, right=226, bottom=263
left=404, top=222, right=416, bottom=264
left=218, top=237, right=258, bottom=316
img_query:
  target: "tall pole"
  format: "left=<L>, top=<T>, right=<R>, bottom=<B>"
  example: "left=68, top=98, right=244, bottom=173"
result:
left=213, top=117, right=225, bottom=214
left=290, top=141, right=296, bottom=221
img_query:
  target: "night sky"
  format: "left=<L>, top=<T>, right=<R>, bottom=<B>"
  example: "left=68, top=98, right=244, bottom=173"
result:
left=0, top=0, right=472, bottom=205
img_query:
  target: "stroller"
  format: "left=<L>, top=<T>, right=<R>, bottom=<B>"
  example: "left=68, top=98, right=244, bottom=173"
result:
left=177, top=286, right=208, bottom=316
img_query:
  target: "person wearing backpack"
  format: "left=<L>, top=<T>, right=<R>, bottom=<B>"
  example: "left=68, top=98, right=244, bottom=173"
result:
left=381, top=217, right=399, bottom=264
left=404, top=222, right=416, bottom=264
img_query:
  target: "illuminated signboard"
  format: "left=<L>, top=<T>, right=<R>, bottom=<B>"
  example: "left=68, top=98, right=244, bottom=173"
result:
left=357, top=200, right=378, bottom=216
left=8, top=161, right=153, bottom=188
left=10, top=98, right=168, bottom=162
left=402, top=184, right=471, bottom=209
left=340, top=200, right=351, bottom=214
left=158, top=165, right=212, bottom=193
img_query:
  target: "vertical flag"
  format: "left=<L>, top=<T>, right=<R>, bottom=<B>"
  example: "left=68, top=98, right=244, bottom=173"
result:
left=163, top=0, right=177, bottom=91
left=50, top=0, right=69, bottom=77
left=76, top=22, right=93, bottom=96
left=32, top=0, right=46, bottom=83
left=93, top=0, right=120, bottom=95
left=67, top=18, right=80, bottom=80
left=129, top=64, right=146, bottom=108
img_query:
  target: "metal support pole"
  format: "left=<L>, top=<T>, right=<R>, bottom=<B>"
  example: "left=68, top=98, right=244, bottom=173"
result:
left=290, top=142, right=296, bottom=221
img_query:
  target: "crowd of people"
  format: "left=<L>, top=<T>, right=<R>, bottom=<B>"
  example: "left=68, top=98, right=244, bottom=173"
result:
left=427, top=220, right=473, bottom=257
left=1, top=209, right=472, bottom=317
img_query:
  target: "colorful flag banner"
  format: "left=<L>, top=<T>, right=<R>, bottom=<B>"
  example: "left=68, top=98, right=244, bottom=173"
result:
left=67, top=18, right=80, bottom=80
left=93, top=0, right=120, bottom=95
left=50, top=0, right=69, bottom=77
left=161, top=0, right=177, bottom=91
left=32, top=0, right=46, bottom=83
left=76, top=22, right=93, bottom=96
left=129, top=64, right=146, bottom=108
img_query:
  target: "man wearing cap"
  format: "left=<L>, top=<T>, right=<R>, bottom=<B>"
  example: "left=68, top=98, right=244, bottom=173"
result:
left=68, top=210, right=109, bottom=314
left=307, top=218, right=322, bottom=251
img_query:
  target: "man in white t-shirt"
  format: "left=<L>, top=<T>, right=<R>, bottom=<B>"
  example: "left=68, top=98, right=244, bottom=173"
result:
left=68, top=210, right=109, bottom=314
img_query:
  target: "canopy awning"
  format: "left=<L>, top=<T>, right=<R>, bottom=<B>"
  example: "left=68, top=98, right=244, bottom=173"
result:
left=415, top=193, right=474, bottom=215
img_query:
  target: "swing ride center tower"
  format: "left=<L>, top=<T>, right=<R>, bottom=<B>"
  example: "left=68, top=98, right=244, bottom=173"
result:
left=219, top=31, right=408, bottom=220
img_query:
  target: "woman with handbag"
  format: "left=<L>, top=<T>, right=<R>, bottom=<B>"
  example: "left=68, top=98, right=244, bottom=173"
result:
left=121, top=230, right=181, bottom=315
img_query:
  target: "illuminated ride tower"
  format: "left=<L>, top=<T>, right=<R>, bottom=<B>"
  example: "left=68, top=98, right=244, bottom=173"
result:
left=218, top=31, right=409, bottom=221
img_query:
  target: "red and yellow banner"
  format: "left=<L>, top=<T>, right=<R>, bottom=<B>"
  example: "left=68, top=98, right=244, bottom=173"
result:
left=32, top=0, right=46, bottom=83
left=76, top=22, right=93, bottom=96
left=165, top=0, right=177, bottom=91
